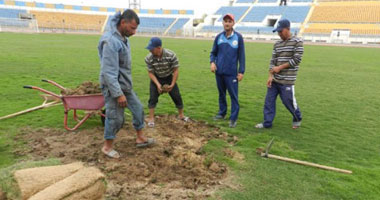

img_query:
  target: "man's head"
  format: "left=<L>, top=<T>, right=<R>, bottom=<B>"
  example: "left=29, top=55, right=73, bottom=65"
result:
left=145, top=37, right=162, bottom=57
left=117, top=9, right=140, bottom=37
left=273, top=19, right=291, bottom=40
left=222, top=13, right=235, bottom=32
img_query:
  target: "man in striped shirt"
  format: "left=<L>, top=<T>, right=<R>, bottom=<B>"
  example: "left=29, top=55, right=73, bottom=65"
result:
left=145, top=37, right=187, bottom=127
left=256, top=19, right=303, bottom=129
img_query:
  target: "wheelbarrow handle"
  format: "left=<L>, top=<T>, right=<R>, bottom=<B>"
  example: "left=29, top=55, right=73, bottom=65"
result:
left=23, top=85, right=61, bottom=98
left=41, top=79, right=66, bottom=91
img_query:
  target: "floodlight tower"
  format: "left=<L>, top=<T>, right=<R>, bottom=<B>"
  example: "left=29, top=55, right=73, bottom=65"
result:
left=129, top=0, right=141, bottom=9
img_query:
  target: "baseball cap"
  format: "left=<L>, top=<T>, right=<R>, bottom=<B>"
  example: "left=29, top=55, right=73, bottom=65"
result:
left=145, top=37, right=162, bottom=50
left=273, top=19, right=290, bottom=33
left=223, top=13, right=235, bottom=22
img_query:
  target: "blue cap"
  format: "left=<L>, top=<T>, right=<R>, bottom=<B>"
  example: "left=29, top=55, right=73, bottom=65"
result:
left=273, top=19, right=290, bottom=33
left=145, top=37, right=162, bottom=50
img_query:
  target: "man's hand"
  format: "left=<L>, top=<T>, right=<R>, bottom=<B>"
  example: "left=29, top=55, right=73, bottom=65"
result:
left=156, top=83, right=163, bottom=94
left=117, top=95, right=127, bottom=108
left=237, top=73, right=244, bottom=82
left=270, top=66, right=281, bottom=74
left=167, top=84, right=174, bottom=92
left=267, top=76, right=273, bottom=88
left=210, top=62, right=217, bottom=73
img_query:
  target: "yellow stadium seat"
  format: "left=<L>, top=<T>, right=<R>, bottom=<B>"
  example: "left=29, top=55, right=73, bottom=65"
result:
left=31, top=11, right=107, bottom=31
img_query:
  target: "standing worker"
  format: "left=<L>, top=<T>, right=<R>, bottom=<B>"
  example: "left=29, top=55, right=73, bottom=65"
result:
left=98, top=10, right=155, bottom=159
left=210, top=13, right=246, bottom=128
left=255, top=19, right=303, bottom=129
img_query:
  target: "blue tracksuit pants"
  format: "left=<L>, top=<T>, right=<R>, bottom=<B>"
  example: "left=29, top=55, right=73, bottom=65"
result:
left=216, top=74, right=239, bottom=121
left=263, top=82, right=302, bottom=128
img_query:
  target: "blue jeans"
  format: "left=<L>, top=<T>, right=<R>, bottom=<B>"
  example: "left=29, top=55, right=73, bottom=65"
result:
left=263, top=82, right=302, bottom=128
left=216, top=74, right=239, bottom=121
left=102, top=89, right=145, bottom=140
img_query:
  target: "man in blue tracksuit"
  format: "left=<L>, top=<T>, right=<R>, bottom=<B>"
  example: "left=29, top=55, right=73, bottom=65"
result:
left=210, top=13, right=245, bottom=128
left=98, top=10, right=155, bottom=159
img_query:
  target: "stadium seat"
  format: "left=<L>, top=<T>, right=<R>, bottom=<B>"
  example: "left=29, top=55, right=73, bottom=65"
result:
left=167, top=18, right=190, bottom=34
left=242, top=6, right=310, bottom=23
left=30, top=11, right=107, bottom=31
left=215, top=6, right=250, bottom=22
left=309, top=1, right=380, bottom=23
left=137, top=17, right=175, bottom=34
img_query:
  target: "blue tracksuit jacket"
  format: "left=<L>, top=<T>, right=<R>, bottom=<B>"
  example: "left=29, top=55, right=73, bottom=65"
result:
left=210, top=31, right=245, bottom=76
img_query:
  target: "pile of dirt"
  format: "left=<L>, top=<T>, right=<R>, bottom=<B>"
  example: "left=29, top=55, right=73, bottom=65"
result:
left=61, top=81, right=101, bottom=95
left=15, top=115, right=241, bottom=199
left=0, top=188, right=6, bottom=200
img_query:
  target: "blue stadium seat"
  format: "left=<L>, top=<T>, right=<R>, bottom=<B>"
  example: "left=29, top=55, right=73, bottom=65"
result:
left=0, top=0, right=4, bottom=5
left=0, top=8, right=27, bottom=19
left=215, top=6, right=250, bottom=22
left=168, top=18, right=190, bottom=34
left=35, top=3, right=45, bottom=8
left=242, top=6, right=310, bottom=23
left=236, top=0, right=253, bottom=3
left=15, top=1, right=26, bottom=6
left=138, top=17, right=176, bottom=34
left=55, top=4, right=64, bottom=9
left=0, top=8, right=29, bottom=27
left=0, top=18, right=29, bottom=27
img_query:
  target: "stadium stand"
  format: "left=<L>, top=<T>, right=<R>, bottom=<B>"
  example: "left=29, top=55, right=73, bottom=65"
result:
left=0, top=7, right=26, bottom=18
left=309, top=1, right=380, bottom=23
left=138, top=17, right=176, bottom=34
left=215, top=6, right=250, bottom=22
left=0, top=8, right=29, bottom=27
left=167, top=18, right=190, bottom=34
left=242, top=6, right=310, bottom=23
left=30, top=11, right=106, bottom=31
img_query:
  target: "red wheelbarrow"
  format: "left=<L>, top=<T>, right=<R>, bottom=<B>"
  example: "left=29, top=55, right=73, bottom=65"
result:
left=24, top=79, right=105, bottom=131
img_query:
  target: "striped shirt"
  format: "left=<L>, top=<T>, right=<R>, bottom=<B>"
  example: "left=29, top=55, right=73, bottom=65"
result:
left=145, top=48, right=179, bottom=78
left=270, top=36, right=304, bottom=85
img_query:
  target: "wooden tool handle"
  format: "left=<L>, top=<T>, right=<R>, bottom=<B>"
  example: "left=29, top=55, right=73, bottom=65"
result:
left=262, top=153, right=352, bottom=174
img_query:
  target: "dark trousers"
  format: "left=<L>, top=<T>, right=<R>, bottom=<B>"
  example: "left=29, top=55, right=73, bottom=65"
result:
left=280, top=0, right=287, bottom=6
left=216, top=74, right=239, bottom=121
left=263, top=82, right=302, bottom=128
left=148, top=75, right=183, bottom=109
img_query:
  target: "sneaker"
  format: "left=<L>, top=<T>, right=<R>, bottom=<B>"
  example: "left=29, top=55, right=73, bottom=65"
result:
left=229, top=120, right=237, bottom=128
left=292, top=121, right=301, bottom=129
left=213, top=114, right=225, bottom=120
left=255, top=123, right=265, bottom=129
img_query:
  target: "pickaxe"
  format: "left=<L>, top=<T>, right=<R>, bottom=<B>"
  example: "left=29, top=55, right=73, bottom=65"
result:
left=256, top=138, right=352, bottom=174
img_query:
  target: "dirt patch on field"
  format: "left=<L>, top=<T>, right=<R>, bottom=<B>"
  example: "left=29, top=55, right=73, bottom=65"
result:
left=14, top=115, right=241, bottom=199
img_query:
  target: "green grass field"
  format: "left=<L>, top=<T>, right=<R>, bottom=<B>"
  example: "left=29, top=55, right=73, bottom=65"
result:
left=0, top=32, right=379, bottom=199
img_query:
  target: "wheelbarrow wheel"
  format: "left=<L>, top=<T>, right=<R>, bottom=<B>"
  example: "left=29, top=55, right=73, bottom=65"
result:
left=101, top=109, right=106, bottom=126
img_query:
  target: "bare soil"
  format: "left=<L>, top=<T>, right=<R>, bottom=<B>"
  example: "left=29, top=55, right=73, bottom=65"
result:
left=14, top=115, right=242, bottom=199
